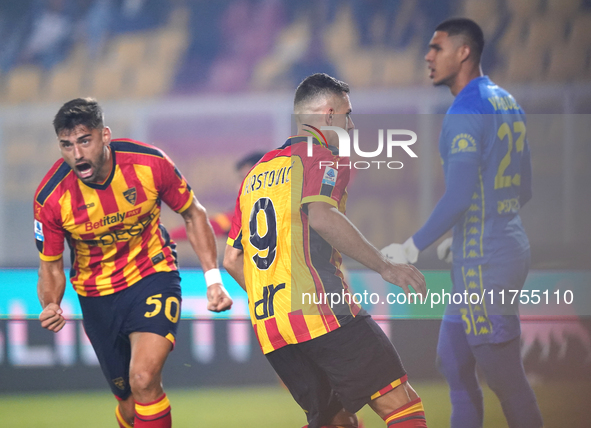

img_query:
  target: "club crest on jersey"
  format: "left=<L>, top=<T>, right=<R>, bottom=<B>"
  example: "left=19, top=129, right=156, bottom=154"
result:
left=123, top=187, right=137, bottom=205
left=322, top=166, right=338, bottom=186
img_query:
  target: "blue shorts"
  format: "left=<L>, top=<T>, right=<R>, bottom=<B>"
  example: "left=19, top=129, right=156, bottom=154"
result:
left=445, top=251, right=530, bottom=346
left=79, top=271, right=182, bottom=399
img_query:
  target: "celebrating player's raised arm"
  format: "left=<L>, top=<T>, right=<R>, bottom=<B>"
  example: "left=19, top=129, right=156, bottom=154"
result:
left=33, top=97, right=237, bottom=427
left=307, top=201, right=426, bottom=299
left=38, top=257, right=66, bottom=332
left=181, top=197, right=233, bottom=312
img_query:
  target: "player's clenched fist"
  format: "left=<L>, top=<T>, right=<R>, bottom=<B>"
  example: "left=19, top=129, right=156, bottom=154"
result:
left=206, top=283, right=233, bottom=312
left=380, top=262, right=427, bottom=301
left=39, top=302, right=66, bottom=332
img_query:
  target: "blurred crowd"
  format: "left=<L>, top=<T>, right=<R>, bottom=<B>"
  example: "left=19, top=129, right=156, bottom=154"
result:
left=0, top=0, right=590, bottom=100
left=0, top=0, right=460, bottom=94
left=0, top=0, right=172, bottom=72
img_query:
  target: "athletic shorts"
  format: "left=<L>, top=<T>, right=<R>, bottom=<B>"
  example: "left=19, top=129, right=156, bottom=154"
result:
left=445, top=250, right=530, bottom=346
left=265, top=315, right=407, bottom=428
left=79, top=271, right=182, bottom=399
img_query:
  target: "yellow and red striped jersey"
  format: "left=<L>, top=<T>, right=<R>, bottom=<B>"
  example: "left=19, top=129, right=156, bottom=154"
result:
left=34, top=139, right=193, bottom=297
left=227, top=137, right=364, bottom=354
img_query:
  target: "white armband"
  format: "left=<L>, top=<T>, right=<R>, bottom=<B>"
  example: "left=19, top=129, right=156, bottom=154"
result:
left=204, top=268, right=222, bottom=287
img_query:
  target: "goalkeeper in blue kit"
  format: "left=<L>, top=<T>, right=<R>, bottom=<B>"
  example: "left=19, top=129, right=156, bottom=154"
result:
left=382, top=18, right=543, bottom=428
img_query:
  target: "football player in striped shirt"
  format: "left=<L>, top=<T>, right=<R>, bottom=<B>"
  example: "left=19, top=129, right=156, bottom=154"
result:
left=224, top=73, right=428, bottom=428
left=34, top=98, right=233, bottom=428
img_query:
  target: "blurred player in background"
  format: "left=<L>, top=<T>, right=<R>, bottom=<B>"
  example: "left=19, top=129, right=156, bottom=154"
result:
left=382, top=19, right=543, bottom=428
left=34, top=98, right=232, bottom=428
left=224, top=73, right=428, bottom=428
left=169, top=151, right=265, bottom=240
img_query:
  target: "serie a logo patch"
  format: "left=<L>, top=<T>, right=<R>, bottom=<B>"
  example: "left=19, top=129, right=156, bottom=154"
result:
left=322, top=167, right=338, bottom=186
left=34, top=220, right=44, bottom=241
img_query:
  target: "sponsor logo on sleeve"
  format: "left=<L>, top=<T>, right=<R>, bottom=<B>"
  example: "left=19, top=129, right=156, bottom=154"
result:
left=451, top=133, right=477, bottom=154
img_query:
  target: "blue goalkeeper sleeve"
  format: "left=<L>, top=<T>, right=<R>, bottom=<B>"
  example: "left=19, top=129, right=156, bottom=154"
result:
left=412, top=159, right=480, bottom=251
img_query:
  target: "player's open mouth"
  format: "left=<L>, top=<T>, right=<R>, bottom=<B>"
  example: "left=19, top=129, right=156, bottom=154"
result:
left=76, top=162, right=93, bottom=179
left=428, top=67, right=435, bottom=79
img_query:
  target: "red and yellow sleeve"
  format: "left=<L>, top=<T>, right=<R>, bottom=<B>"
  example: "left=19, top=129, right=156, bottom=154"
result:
left=300, top=149, right=350, bottom=208
left=156, top=152, right=194, bottom=213
left=34, top=200, right=65, bottom=261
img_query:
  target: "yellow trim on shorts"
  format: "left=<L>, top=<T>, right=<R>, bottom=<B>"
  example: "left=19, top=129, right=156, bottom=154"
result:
left=165, top=333, right=175, bottom=345
left=370, top=377, right=405, bottom=400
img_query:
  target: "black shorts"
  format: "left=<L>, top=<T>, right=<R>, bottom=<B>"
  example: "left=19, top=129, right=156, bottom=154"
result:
left=265, top=315, right=406, bottom=428
left=79, top=271, right=182, bottom=399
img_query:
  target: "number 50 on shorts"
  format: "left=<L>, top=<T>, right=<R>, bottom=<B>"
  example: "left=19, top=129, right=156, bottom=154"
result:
left=144, top=293, right=180, bottom=323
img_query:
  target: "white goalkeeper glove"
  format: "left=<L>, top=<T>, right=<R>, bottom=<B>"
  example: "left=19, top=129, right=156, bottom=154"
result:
left=381, top=243, right=407, bottom=263
left=381, top=237, right=420, bottom=264
left=402, top=237, right=419, bottom=264
left=437, top=237, right=453, bottom=263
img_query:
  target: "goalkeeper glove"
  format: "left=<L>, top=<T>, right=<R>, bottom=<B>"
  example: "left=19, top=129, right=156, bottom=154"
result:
left=437, top=237, right=453, bottom=263
left=402, top=237, right=419, bottom=264
left=381, top=237, right=420, bottom=264
left=381, top=243, right=408, bottom=263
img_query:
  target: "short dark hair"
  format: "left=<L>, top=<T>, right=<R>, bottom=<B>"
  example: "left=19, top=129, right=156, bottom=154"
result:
left=236, top=151, right=265, bottom=171
left=53, top=98, right=104, bottom=135
left=294, top=73, right=350, bottom=108
left=435, top=18, right=484, bottom=62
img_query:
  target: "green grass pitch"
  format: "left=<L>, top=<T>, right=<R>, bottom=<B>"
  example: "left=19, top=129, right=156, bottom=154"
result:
left=0, top=381, right=589, bottom=427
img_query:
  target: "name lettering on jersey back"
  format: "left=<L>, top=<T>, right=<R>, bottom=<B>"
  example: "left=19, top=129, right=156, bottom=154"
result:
left=84, top=207, right=143, bottom=231
left=488, top=95, right=520, bottom=111
left=243, top=165, right=291, bottom=195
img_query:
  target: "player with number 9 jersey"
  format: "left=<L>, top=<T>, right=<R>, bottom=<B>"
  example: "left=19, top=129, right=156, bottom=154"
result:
left=227, top=137, right=365, bottom=355
left=225, top=73, right=428, bottom=428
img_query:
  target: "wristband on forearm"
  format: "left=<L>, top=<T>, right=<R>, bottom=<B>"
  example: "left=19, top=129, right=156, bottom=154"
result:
left=204, top=268, right=222, bottom=287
